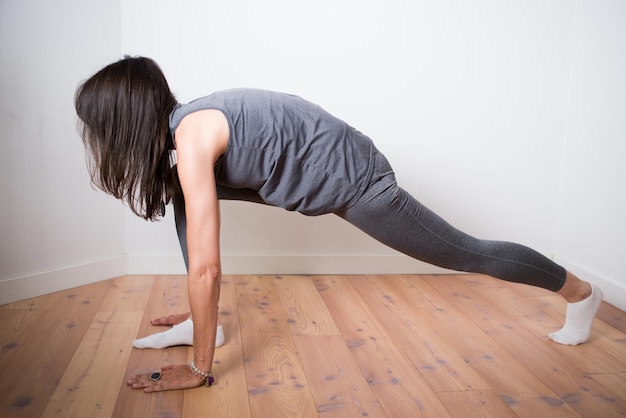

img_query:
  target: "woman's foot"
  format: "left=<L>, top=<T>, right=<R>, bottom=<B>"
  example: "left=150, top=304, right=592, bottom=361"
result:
left=133, top=318, right=224, bottom=349
left=549, top=278, right=603, bottom=345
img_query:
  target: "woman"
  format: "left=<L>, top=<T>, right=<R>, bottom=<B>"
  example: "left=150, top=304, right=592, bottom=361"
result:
left=75, top=56, right=603, bottom=392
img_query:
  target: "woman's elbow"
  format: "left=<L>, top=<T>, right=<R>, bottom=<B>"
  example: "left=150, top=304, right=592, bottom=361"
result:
left=189, top=264, right=221, bottom=283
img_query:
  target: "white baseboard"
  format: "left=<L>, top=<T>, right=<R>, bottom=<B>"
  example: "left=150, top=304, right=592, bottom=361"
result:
left=2, top=254, right=450, bottom=305
left=125, top=254, right=457, bottom=276
left=7, top=254, right=623, bottom=312
left=0, top=256, right=126, bottom=305
left=125, top=255, right=187, bottom=275
left=555, top=256, right=626, bottom=311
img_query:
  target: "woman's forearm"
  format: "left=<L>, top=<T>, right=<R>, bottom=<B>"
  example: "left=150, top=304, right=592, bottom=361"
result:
left=188, top=266, right=221, bottom=376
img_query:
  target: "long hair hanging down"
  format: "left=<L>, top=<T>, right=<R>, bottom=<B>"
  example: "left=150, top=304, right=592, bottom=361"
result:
left=75, top=56, right=178, bottom=220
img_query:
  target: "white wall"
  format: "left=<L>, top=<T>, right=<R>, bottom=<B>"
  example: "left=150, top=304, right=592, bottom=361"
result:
left=122, top=0, right=574, bottom=274
left=1, top=0, right=624, bottom=309
left=555, top=0, right=626, bottom=309
left=0, top=0, right=126, bottom=303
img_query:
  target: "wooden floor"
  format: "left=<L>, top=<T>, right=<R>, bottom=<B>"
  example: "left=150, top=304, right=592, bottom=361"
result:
left=0, top=274, right=625, bottom=417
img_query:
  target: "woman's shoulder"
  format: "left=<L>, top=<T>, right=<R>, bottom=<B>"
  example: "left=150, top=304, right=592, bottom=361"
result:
left=175, top=109, right=229, bottom=158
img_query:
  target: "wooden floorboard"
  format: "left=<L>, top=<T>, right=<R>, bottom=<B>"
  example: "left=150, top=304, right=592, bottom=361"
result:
left=0, top=280, right=112, bottom=418
left=0, top=274, right=625, bottom=417
left=315, top=275, right=454, bottom=417
left=238, top=275, right=318, bottom=418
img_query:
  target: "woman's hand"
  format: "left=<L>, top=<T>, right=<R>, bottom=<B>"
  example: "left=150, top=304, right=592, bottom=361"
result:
left=150, top=312, right=191, bottom=326
left=127, top=364, right=205, bottom=392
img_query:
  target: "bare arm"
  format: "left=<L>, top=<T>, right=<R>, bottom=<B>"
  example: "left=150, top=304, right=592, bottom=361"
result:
left=128, top=109, right=229, bottom=392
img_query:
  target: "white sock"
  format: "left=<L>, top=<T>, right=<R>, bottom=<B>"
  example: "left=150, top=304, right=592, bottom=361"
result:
left=549, top=284, right=603, bottom=345
left=133, top=318, right=224, bottom=349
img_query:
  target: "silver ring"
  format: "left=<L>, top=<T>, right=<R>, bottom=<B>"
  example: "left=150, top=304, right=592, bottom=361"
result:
left=150, top=372, right=162, bottom=381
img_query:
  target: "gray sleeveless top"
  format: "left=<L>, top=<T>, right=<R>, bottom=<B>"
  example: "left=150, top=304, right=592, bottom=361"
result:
left=169, top=89, right=375, bottom=215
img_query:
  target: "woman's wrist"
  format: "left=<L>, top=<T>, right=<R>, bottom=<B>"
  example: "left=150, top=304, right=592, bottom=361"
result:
left=192, top=354, right=211, bottom=370
left=189, top=359, right=214, bottom=386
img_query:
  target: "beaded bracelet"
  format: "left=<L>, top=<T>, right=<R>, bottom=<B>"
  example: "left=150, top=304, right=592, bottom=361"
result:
left=189, top=359, right=215, bottom=387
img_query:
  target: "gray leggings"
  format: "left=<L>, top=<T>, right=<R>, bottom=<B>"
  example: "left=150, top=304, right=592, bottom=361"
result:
left=172, top=165, right=566, bottom=292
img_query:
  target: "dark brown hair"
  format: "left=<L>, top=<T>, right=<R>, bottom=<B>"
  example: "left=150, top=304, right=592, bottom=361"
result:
left=75, top=56, right=177, bottom=220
